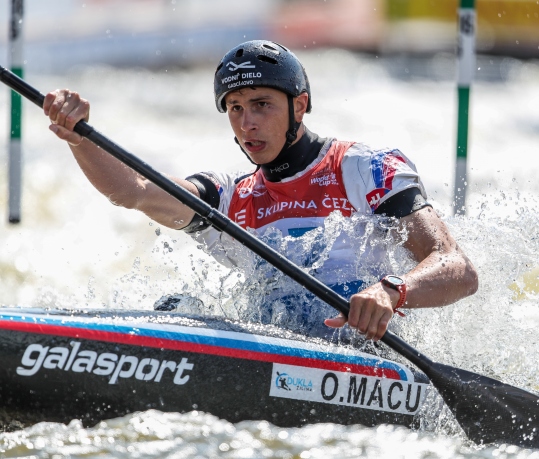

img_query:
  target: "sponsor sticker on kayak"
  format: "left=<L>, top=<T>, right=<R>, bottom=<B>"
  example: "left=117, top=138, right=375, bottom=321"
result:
left=16, top=341, right=194, bottom=386
left=270, top=363, right=427, bottom=415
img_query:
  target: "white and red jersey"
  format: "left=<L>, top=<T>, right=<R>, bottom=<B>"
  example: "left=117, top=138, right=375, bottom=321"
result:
left=188, top=139, right=426, bottom=287
left=229, top=140, right=354, bottom=237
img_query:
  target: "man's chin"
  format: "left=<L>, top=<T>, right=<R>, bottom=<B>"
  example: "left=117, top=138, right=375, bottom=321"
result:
left=248, top=153, right=272, bottom=166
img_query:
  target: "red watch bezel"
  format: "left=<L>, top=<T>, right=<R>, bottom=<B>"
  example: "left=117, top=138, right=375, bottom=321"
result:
left=381, top=275, right=407, bottom=316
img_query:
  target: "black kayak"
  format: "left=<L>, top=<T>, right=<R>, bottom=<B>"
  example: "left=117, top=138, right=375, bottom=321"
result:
left=0, top=307, right=430, bottom=430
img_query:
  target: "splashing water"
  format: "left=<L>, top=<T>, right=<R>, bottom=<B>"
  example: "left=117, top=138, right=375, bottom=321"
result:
left=189, top=212, right=412, bottom=336
left=1, top=410, right=537, bottom=458
left=0, top=52, right=539, bottom=457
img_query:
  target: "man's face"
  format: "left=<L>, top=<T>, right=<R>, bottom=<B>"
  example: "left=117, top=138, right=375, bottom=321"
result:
left=225, top=87, right=290, bottom=165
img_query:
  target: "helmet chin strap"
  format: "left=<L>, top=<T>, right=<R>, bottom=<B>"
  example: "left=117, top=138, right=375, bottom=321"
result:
left=284, top=94, right=300, bottom=150
left=234, top=94, right=300, bottom=167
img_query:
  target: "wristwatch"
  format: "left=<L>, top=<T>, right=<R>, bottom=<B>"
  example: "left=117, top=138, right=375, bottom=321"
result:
left=381, top=275, right=407, bottom=316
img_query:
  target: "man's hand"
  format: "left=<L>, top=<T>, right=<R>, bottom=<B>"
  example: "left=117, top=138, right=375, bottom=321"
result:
left=324, top=281, right=399, bottom=341
left=41, top=88, right=198, bottom=231
left=44, top=89, right=90, bottom=146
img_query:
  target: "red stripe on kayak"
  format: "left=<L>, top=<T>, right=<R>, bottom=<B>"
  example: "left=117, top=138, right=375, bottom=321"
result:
left=0, top=320, right=401, bottom=379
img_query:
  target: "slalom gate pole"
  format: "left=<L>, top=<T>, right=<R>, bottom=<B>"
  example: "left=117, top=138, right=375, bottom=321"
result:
left=8, top=0, right=24, bottom=224
left=453, top=0, right=476, bottom=216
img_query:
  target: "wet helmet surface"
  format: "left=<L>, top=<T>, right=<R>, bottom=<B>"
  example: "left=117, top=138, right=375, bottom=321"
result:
left=214, top=40, right=312, bottom=113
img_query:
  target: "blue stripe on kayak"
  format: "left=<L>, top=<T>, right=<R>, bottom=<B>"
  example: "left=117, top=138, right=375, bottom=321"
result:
left=0, top=314, right=409, bottom=380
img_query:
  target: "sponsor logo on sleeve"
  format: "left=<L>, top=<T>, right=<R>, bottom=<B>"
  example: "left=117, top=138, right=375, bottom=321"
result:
left=269, top=363, right=427, bottom=415
left=16, top=341, right=194, bottom=386
left=366, top=188, right=387, bottom=211
left=367, top=150, right=406, bottom=211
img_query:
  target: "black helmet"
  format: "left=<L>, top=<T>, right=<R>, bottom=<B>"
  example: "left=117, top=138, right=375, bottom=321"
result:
left=214, top=40, right=312, bottom=113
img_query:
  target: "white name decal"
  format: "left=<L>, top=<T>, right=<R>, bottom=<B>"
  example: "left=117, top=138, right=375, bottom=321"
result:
left=321, top=197, right=351, bottom=211
left=255, top=198, right=351, bottom=220
left=241, top=72, right=262, bottom=79
left=270, top=364, right=427, bottom=415
left=221, top=73, right=240, bottom=84
left=257, top=200, right=317, bottom=219
left=227, top=80, right=253, bottom=90
left=221, top=72, right=262, bottom=85
left=16, top=341, right=194, bottom=385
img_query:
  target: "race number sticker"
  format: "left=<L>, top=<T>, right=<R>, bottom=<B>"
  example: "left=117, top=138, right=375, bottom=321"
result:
left=270, top=363, right=427, bottom=415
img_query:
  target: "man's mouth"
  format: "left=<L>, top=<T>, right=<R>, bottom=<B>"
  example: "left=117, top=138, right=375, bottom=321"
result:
left=244, top=140, right=266, bottom=153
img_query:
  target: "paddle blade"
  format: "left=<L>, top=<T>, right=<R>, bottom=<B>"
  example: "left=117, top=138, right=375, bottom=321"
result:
left=428, top=362, right=539, bottom=447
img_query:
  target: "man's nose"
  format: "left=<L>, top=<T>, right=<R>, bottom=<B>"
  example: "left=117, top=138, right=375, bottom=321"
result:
left=241, top=110, right=257, bottom=132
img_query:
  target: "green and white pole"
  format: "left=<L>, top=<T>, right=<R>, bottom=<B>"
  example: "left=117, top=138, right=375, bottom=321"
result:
left=8, top=0, right=24, bottom=223
left=453, top=0, right=476, bottom=215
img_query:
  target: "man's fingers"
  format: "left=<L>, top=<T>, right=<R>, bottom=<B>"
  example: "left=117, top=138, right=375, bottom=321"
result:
left=324, top=314, right=347, bottom=328
left=349, top=298, right=374, bottom=334
left=325, top=307, right=392, bottom=340
left=46, top=89, right=68, bottom=122
left=64, top=96, right=90, bottom=130
left=366, top=310, right=392, bottom=341
left=348, top=288, right=395, bottom=341
left=44, top=89, right=89, bottom=131
left=52, top=92, right=82, bottom=128
left=43, top=90, right=59, bottom=117
left=326, top=283, right=397, bottom=339
left=49, top=124, right=83, bottom=146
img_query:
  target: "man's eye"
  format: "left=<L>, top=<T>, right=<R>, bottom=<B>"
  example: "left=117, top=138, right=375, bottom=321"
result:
left=231, top=105, right=242, bottom=112
left=258, top=102, right=268, bottom=108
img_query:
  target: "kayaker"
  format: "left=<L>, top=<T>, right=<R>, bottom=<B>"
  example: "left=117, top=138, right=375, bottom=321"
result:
left=43, top=40, right=478, bottom=342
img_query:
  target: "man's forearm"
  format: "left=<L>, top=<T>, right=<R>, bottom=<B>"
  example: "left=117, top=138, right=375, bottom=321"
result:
left=399, top=207, right=479, bottom=309
left=70, top=138, right=142, bottom=208
left=401, top=247, right=478, bottom=309
left=69, top=139, right=198, bottom=229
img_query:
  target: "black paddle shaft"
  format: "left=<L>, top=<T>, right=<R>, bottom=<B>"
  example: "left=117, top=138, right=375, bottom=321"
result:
left=2, top=65, right=539, bottom=448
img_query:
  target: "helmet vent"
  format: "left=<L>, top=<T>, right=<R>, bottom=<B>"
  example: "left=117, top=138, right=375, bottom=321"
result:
left=274, top=43, right=289, bottom=52
left=257, top=55, right=278, bottom=65
left=235, top=49, right=244, bottom=58
left=262, top=43, right=279, bottom=53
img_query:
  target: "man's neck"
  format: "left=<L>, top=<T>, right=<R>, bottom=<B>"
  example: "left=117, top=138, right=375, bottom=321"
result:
left=261, top=126, right=327, bottom=182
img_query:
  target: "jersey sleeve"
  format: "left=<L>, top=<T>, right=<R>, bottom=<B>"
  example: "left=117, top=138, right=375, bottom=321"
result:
left=181, top=169, right=252, bottom=268
left=182, top=170, right=239, bottom=233
left=340, top=144, right=428, bottom=214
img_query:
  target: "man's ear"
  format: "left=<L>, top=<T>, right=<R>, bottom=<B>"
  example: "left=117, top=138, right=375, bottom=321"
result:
left=294, top=92, right=309, bottom=123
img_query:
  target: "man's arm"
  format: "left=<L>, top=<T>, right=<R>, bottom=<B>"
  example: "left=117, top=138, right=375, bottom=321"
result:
left=325, top=206, right=478, bottom=341
left=396, top=205, right=478, bottom=308
left=44, top=89, right=197, bottom=229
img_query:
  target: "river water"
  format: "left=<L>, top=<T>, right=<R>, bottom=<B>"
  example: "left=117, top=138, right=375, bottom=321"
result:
left=1, top=50, right=539, bottom=458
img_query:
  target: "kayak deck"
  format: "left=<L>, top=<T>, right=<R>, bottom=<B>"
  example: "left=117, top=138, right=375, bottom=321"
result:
left=0, top=307, right=430, bottom=430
